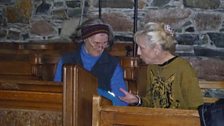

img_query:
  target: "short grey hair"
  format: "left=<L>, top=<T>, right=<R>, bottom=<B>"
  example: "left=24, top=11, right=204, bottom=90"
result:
left=134, top=22, right=176, bottom=52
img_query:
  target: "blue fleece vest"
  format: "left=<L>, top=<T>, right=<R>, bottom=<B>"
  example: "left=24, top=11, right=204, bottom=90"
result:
left=61, top=45, right=118, bottom=91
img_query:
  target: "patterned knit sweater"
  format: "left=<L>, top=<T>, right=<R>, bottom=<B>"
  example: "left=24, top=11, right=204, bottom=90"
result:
left=141, top=56, right=203, bottom=109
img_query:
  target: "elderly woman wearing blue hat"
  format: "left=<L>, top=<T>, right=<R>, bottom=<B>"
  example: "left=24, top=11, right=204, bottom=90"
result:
left=54, top=18, right=128, bottom=106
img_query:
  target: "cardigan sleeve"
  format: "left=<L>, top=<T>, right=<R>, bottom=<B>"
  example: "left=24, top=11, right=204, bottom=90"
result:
left=54, top=58, right=63, bottom=82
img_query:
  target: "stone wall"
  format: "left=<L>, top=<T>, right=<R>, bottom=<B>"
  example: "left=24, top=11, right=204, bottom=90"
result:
left=0, top=0, right=83, bottom=42
left=0, top=0, right=223, bottom=55
left=88, top=0, right=224, bottom=57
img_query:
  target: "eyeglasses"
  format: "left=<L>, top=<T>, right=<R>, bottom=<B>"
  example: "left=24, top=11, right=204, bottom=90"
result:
left=89, top=40, right=109, bottom=50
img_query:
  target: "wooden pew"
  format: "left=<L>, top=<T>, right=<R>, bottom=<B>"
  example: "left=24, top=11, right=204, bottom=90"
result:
left=0, top=64, right=99, bottom=126
left=0, top=79, right=63, bottom=126
left=92, top=80, right=224, bottom=126
left=92, top=97, right=200, bottom=126
left=63, top=64, right=98, bottom=126
left=0, top=79, right=62, bottom=110
left=0, top=48, right=68, bottom=81
left=0, top=42, right=75, bottom=80
left=0, top=52, right=38, bottom=80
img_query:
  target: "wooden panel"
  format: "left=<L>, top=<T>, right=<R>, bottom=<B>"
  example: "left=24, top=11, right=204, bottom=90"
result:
left=100, top=108, right=199, bottom=126
left=0, top=42, right=76, bottom=50
left=199, top=80, right=224, bottom=89
left=0, top=79, right=62, bottom=92
left=109, top=42, right=132, bottom=56
left=63, top=65, right=98, bottom=126
left=0, top=108, right=62, bottom=126
left=0, top=61, right=33, bottom=75
left=120, top=57, right=139, bottom=81
left=0, top=79, right=63, bottom=126
left=0, top=52, right=37, bottom=79
left=120, top=56, right=138, bottom=68
left=0, top=100, right=61, bottom=111
left=92, top=96, right=200, bottom=126
left=32, top=53, right=61, bottom=80
left=0, top=79, right=62, bottom=111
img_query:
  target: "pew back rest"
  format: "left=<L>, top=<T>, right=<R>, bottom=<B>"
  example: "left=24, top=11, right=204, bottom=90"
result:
left=92, top=96, right=200, bottom=126
left=63, top=64, right=98, bottom=126
left=0, top=53, right=37, bottom=79
left=0, top=50, right=63, bottom=80
left=0, top=61, right=33, bottom=75
left=0, top=42, right=76, bottom=81
left=0, top=79, right=62, bottom=111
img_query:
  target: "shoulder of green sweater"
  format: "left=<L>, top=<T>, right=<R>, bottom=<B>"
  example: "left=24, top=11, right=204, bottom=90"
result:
left=174, top=56, right=190, bottom=64
left=173, top=57, right=194, bottom=69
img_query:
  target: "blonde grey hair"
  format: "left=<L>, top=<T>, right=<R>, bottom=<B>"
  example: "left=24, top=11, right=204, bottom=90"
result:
left=134, top=22, right=176, bottom=52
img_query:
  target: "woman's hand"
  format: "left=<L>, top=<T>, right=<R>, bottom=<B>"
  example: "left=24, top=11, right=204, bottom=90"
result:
left=119, top=88, right=139, bottom=104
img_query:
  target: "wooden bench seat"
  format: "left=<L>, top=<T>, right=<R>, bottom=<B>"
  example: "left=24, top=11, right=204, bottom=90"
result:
left=0, top=65, right=99, bottom=126
left=92, top=80, right=224, bottom=126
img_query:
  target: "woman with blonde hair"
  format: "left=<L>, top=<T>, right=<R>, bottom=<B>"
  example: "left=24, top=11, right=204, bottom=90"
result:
left=119, top=22, right=203, bottom=109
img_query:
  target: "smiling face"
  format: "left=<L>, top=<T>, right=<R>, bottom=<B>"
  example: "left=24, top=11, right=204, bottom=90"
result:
left=84, top=33, right=109, bottom=56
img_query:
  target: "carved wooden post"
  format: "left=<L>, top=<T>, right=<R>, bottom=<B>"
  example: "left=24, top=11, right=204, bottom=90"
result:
left=63, top=64, right=98, bottom=126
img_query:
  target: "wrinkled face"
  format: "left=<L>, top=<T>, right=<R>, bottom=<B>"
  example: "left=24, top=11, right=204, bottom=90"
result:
left=84, top=33, right=109, bottom=56
left=136, top=36, right=158, bottom=64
